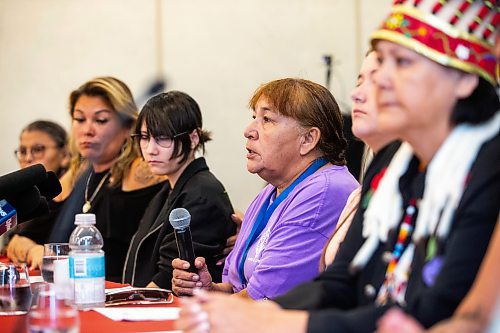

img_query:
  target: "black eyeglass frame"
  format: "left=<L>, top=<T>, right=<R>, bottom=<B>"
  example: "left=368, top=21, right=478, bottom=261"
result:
left=14, top=144, right=61, bottom=160
left=130, top=131, right=190, bottom=148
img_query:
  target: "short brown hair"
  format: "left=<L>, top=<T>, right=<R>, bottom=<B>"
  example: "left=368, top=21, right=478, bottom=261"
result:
left=249, top=78, right=346, bottom=165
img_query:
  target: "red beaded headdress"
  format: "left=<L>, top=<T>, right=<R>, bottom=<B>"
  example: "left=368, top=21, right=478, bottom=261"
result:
left=371, top=0, right=499, bottom=85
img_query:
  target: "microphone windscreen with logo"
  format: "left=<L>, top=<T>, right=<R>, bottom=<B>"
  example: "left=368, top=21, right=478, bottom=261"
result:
left=3, top=186, right=41, bottom=218
left=0, top=199, right=18, bottom=236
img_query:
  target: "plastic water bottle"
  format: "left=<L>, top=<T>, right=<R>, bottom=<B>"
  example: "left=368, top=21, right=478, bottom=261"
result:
left=68, top=213, right=105, bottom=309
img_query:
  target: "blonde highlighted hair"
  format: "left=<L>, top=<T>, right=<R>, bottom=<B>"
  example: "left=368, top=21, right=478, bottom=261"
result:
left=67, top=76, right=139, bottom=186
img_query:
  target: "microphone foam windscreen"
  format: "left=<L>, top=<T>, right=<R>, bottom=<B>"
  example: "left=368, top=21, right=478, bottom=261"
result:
left=36, top=171, right=62, bottom=200
left=0, top=164, right=47, bottom=198
left=17, top=197, right=50, bottom=223
left=169, top=208, right=191, bottom=229
left=4, top=186, right=41, bottom=217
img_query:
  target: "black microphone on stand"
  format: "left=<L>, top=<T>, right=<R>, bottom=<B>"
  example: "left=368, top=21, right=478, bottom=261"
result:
left=169, top=208, right=197, bottom=273
left=0, top=164, right=61, bottom=236
left=0, top=186, right=46, bottom=236
left=323, top=54, right=333, bottom=90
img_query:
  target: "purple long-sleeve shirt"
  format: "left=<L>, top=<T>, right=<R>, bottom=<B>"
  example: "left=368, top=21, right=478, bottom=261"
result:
left=223, top=164, right=358, bottom=299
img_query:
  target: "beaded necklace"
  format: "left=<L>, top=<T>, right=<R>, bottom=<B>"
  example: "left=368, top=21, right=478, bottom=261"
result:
left=376, top=198, right=418, bottom=306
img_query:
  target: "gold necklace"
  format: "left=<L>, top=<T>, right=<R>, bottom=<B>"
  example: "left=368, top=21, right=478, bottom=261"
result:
left=82, top=170, right=111, bottom=213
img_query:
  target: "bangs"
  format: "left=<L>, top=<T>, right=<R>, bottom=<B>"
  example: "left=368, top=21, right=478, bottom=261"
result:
left=140, top=105, right=176, bottom=138
left=249, top=79, right=313, bottom=124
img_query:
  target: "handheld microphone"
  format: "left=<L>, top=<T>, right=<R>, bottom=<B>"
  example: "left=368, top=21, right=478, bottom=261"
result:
left=0, top=199, right=17, bottom=236
left=169, top=208, right=197, bottom=273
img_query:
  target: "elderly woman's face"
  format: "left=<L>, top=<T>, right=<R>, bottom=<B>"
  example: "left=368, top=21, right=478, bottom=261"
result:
left=244, top=96, right=304, bottom=184
left=374, top=40, right=467, bottom=139
left=17, top=130, right=67, bottom=174
left=72, top=95, right=130, bottom=167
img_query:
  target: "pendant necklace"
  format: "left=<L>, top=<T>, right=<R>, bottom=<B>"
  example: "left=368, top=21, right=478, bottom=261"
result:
left=82, top=170, right=111, bottom=213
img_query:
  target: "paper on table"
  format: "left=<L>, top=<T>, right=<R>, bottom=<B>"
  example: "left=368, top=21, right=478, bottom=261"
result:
left=105, top=286, right=134, bottom=294
left=29, top=275, right=44, bottom=283
left=93, top=307, right=180, bottom=321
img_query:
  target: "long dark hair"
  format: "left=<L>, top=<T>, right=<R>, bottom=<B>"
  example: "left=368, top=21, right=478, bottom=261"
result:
left=451, top=77, right=499, bottom=125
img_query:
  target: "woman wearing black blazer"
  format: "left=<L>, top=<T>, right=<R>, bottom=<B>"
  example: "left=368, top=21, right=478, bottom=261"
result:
left=122, top=91, right=235, bottom=289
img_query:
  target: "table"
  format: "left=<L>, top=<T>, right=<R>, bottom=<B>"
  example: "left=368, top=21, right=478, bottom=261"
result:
left=0, top=260, right=180, bottom=333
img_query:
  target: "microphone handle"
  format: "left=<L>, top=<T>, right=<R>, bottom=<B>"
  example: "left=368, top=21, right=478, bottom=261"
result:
left=174, top=227, right=197, bottom=273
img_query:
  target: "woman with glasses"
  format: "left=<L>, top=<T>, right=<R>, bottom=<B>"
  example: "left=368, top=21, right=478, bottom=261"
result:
left=7, top=77, right=166, bottom=282
left=14, top=120, right=70, bottom=178
left=122, top=91, right=235, bottom=289
left=6, top=120, right=70, bottom=249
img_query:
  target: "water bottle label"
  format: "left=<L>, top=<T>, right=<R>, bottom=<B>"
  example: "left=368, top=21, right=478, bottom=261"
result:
left=69, top=255, right=105, bottom=279
left=73, top=277, right=105, bottom=305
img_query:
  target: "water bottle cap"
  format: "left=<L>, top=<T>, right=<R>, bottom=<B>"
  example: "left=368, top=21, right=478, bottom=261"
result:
left=74, top=213, right=96, bottom=225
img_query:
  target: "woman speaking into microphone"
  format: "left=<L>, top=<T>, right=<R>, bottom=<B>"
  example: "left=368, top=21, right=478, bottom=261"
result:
left=172, top=78, right=358, bottom=300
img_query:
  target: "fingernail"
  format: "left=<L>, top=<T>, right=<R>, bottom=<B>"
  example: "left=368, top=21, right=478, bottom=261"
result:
left=183, top=263, right=189, bottom=269
left=196, top=282, right=202, bottom=287
left=192, top=275, right=199, bottom=281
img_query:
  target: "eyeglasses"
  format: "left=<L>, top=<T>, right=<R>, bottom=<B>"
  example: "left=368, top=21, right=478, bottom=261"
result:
left=14, top=145, right=59, bottom=161
left=105, top=288, right=173, bottom=305
left=131, top=131, right=189, bottom=149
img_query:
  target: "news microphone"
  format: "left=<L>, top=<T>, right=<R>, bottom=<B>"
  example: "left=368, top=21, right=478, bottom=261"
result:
left=17, top=196, right=50, bottom=223
left=169, top=208, right=197, bottom=273
left=0, top=164, right=47, bottom=198
left=3, top=186, right=41, bottom=217
left=0, top=164, right=61, bottom=225
left=1, top=185, right=52, bottom=225
left=35, top=171, right=62, bottom=200
left=0, top=199, right=17, bottom=236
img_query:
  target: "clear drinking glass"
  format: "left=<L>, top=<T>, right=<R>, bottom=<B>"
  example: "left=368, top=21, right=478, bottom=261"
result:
left=0, top=263, right=32, bottom=315
left=42, top=243, right=70, bottom=283
left=27, top=283, right=79, bottom=333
